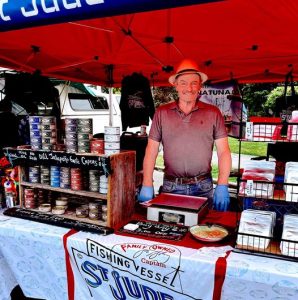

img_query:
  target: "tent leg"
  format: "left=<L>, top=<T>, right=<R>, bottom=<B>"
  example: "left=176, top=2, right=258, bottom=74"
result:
left=109, top=87, right=113, bottom=127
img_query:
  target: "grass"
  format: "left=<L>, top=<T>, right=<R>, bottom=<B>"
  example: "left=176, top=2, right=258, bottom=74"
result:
left=228, top=138, right=267, bottom=157
left=155, top=137, right=268, bottom=182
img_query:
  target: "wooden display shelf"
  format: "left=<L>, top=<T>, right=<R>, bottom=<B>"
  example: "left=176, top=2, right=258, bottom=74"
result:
left=18, top=150, right=136, bottom=229
left=20, top=182, right=108, bottom=200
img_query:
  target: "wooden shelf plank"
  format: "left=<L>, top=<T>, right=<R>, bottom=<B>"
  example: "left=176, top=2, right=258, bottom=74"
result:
left=21, top=182, right=108, bottom=200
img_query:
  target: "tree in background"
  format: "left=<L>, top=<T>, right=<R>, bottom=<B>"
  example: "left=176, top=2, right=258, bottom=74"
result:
left=240, top=83, right=276, bottom=116
left=263, top=85, right=298, bottom=115
left=152, top=86, right=176, bottom=108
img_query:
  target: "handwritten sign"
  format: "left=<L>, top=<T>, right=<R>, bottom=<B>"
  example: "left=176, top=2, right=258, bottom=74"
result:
left=4, top=148, right=111, bottom=175
left=118, top=220, right=188, bottom=241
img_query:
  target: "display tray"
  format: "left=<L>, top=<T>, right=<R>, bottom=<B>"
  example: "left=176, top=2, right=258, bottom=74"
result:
left=234, top=231, right=298, bottom=262
left=4, top=207, right=114, bottom=235
left=117, top=219, right=188, bottom=241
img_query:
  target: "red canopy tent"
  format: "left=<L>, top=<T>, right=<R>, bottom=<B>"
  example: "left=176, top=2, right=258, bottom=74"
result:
left=0, top=0, right=297, bottom=86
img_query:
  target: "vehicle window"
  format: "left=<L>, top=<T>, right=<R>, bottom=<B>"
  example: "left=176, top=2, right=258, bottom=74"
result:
left=37, top=102, right=54, bottom=115
left=69, top=93, right=109, bottom=111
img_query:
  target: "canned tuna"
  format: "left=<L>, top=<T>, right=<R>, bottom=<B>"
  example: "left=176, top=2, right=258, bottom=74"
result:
left=104, top=142, right=120, bottom=150
left=65, top=118, right=77, bottom=125
left=30, top=130, right=41, bottom=137
left=104, top=126, right=120, bottom=135
left=41, top=116, right=56, bottom=124
left=77, top=119, right=92, bottom=126
left=104, top=134, right=120, bottom=142
left=29, top=116, right=41, bottom=123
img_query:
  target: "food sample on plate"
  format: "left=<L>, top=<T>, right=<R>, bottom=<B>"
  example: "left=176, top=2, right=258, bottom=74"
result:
left=190, top=224, right=229, bottom=242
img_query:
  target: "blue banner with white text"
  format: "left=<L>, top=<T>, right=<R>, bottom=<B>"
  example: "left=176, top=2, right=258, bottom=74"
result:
left=0, top=0, right=221, bottom=32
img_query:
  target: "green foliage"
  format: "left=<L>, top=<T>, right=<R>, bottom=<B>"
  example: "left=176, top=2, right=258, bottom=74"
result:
left=152, top=87, right=177, bottom=108
left=264, top=85, right=298, bottom=113
left=240, top=83, right=276, bottom=116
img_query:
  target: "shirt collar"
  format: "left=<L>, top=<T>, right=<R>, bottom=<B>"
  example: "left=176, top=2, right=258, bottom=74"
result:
left=169, top=100, right=205, bottom=113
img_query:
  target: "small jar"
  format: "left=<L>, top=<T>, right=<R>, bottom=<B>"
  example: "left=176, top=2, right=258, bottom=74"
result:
left=38, top=203, right=52, bottom=212
left=52, top=206, right=66, bottom=215
left=89, top=209, right=100, bottom=220
left=89, top=202, right=100, bottom=211
left=102, top=212, right=107, bottom=222
left=76, top=206, right=88, bottom=218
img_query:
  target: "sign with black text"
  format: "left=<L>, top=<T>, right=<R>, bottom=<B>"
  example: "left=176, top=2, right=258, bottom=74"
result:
left=4, top=148, right=111, bottom=175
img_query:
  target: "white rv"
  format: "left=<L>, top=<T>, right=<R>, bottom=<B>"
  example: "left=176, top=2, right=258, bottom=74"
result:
left=56, top=83, right=122, bottom=135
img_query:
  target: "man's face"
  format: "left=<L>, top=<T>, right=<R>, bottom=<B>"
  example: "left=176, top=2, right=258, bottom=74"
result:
left=175, top=73, right=202, bottom=103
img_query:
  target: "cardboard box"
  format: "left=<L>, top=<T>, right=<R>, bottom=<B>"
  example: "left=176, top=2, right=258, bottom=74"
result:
left=146, top=193, right=208, bottom=226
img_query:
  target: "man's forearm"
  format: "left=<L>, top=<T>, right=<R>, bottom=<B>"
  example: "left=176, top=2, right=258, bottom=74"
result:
left=142, top=139, right=159, bottom=186
left=217, top=150, right=231, bottom=185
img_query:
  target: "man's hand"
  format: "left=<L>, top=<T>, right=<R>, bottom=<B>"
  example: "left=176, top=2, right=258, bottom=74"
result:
left=213, top=185, right=230, bottom=211
left=138, top=186, right=154, bottom=203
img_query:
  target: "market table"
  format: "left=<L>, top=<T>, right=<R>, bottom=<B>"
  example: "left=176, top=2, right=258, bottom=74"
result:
left=0, top=211, right=297, bottom=300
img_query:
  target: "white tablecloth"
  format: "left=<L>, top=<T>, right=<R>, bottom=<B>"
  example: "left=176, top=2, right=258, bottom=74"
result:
left=0, top=215, right=298, bottom=300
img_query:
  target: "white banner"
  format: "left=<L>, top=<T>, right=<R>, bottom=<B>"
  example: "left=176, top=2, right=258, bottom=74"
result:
left=66, top=232, right=225, bottom=300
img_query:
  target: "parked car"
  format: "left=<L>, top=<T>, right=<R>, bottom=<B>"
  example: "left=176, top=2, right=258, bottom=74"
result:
left=54, top=83, right=122, bottom=135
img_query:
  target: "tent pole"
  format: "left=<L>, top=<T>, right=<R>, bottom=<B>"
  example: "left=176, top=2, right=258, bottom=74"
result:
left=107, top=64, right=114, bottom=127
left=109, top=86, right=113, bottom=127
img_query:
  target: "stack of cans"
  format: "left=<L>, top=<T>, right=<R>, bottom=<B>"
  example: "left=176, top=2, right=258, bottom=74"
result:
left=29, top=116, right=42, bottom=150
left=88, top=201, right=102, bottom=220
left=76, top=205, right=89, bottom=218
left=41, top=116, right=57, bottom=150
left=77, top=119, right=92, bottom=153
left=50, top=166, right=60, bottom=187
left=90, top=138, right=105, bottom=154
left=60, top=167, right=71, bottom=189
left=102, top=204, right=107, bottom=222
left=99, top=175, right=108, bottom=194
left=64, top=118, right=93, bottom=153
left=29, top=116, right=57, bottom=151
left=23, top=188, right=36, bottom=209
left=89, top=170, right=100, bottom=192
left=70, top=168, right=83, bottom=191
left=28, top=166, right=40, bottom=183
left=65, top=118, right=78, bottom=153
left=40, top=165, right=50, bottom=185
left=104, top=126, right=120, bottom=155
left=36, top=189, right=47, bottom=206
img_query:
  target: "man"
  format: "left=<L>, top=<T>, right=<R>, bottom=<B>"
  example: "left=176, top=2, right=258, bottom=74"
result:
left=138, top=59, right=231, bottom=211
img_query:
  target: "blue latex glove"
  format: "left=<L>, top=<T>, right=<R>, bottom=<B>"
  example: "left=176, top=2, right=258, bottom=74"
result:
left=213, top=185, right=230, bottom=211
left=138, top=186, right=154, bottom=203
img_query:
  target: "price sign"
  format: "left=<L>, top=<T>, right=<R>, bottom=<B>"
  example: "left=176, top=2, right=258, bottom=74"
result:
left=245, top=122, right=253, bottom=140
left=246, top=180, right=254, bottom=196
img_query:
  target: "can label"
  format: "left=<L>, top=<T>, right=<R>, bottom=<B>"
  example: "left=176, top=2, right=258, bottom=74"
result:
left=41, top=116, right=56, bottom=124
left=65, top=118, right=77, bottom=125
left=104, top=134, right=120, bottom=142
left=104, top=126, right=120, bottom=135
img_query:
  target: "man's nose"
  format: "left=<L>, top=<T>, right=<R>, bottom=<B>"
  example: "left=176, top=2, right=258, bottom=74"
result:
left=185, top=83, right=193, bottom=91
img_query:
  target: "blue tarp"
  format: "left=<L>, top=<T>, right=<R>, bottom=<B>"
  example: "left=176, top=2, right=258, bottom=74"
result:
left=0, top=0, right=220, bottom=32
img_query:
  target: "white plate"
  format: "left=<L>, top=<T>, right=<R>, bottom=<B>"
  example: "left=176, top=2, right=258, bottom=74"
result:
left=190, top=224, right=229, bottom=242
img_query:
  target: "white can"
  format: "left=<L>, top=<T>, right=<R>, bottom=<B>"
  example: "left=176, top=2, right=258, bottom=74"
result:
left=104, top=142, right=120, bottom=150
left=104, top=149, right=120, bottom=155
left=104, top=126, right=120, bottom=135
left=104, top=134, right=120, bottom=142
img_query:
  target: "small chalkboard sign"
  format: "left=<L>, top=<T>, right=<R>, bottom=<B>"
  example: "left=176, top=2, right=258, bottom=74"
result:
left=4, top=207, right=114, bottom=235
left=118, top=219, right=188, bottom=241
left=3, top=148, right=111, bottom=175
